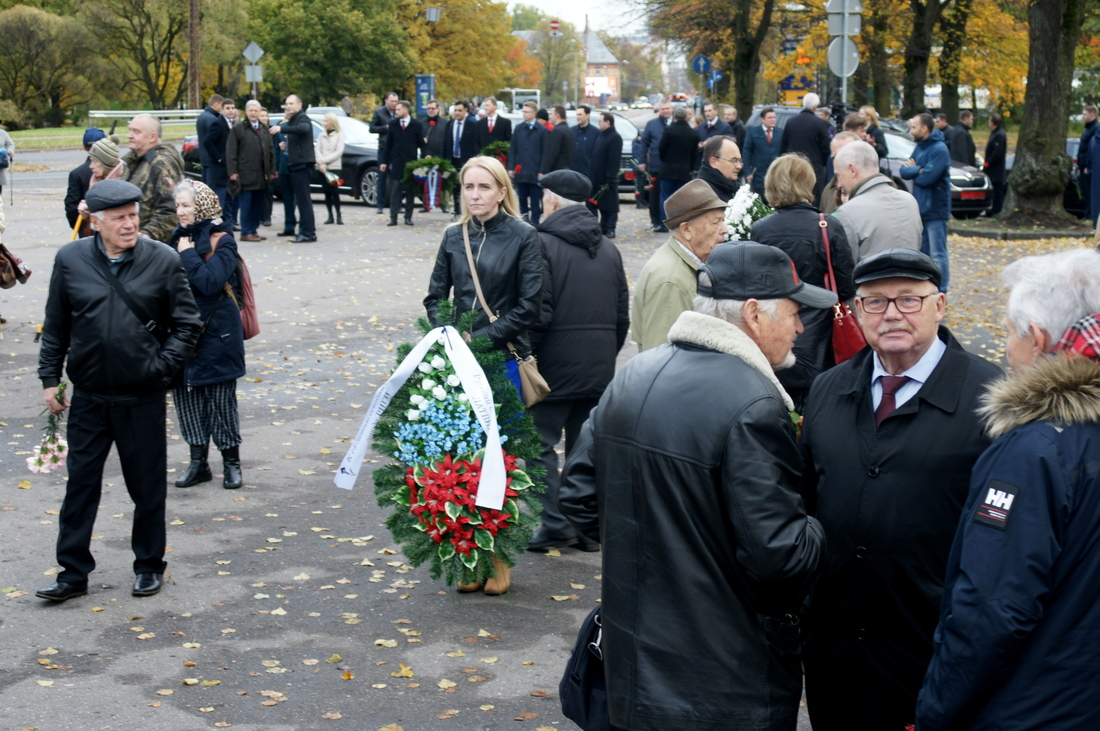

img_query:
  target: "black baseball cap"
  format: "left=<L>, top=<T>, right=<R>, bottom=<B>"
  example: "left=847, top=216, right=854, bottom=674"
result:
left=697, top=242, right=837, bottom=308
left=853, top=248, right=942, bottom=288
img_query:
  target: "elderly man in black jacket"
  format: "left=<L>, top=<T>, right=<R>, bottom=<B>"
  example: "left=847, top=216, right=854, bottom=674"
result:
left=380, top=100, right=424, bottom=227
left=780, top=92, right=833, bottom=204
left=268, top=94, right=316, bottom=242
left=586, top=112, right=623, bottom=238
left=227, top=100, right=276, bottom=241
left=526, top=170, right=628, bottom=554
left=800, top=249, right=1001, bottom=731
left=560, top=243, right=833, bottom=731
left=36, top=180, right=201, bottom=603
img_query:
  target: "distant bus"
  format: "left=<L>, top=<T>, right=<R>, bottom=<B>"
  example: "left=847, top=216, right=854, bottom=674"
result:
left=669, top=93, right=690, bottom=106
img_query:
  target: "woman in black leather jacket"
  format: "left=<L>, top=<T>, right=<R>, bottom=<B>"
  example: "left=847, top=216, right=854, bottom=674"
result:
left=422, top=155, right=542, bottom=597
left=751, top=153, right=855, bottom=413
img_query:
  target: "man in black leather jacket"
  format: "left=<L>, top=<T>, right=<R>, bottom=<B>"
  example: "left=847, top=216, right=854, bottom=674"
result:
left=560, top=243, right=832, bottom=731
left=370, top=93, right=398, bottom=214
left=36, top=180, right=201, bottom=603
left=268, top=94, right=316, bottom=242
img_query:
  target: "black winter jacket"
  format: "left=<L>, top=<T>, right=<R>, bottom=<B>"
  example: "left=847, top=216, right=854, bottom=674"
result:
left=588, top=127, right=622, bottom=212
left=750, top=204, right=855, bottom=392
left=983, top=125, right=1007, bottom=184
left=424, top=211, right=543, bottom=358
left=657, top=119, right=699, bottom=181
left=800, top=328, right=1001, bottom=731
left=64, top=160, right=93, bottom=228
left=560, top=311, right=825, bottom=731
left=780, top=109, right=832, bottom=173
left=169, top=224, right=246, bottom=388
left=531, top=205, right=629, bottom=400
left=39, top=235, right=202, bottom=403
left=226, top=120, right=276, bottom=191
left=423, top=115, right=448, bottom=158
left=542, top=121, right=574, bottom=173
left=281, top=110, right=316, bottom=169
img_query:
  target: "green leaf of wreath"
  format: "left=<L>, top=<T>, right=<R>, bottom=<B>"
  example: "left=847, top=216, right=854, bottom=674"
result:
left=438, top=541, right=456, bottom=561
left=445, top=501, right=461, bottom=520
left=474, top=529, right=495, bottom=552
left=460, top=550, right=478, bottom=569
left=507, top=469, right=533, bottom=491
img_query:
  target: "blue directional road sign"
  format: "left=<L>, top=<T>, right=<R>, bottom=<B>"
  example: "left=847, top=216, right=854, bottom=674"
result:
left=708, top=69, right=724, bottom=88
left=692, top=55, right=712, bottom=75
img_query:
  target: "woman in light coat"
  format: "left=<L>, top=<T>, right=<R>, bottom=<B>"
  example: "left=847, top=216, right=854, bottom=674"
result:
left=315, top=113, right=345, bottom=225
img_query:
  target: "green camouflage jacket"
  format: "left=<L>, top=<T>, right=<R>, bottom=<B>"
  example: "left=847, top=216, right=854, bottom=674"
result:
left=122, top=142, right=184, bottom=243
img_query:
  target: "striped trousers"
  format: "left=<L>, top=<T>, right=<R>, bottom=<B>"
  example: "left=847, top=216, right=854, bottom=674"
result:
left=172, top=380, right=241, bottom=451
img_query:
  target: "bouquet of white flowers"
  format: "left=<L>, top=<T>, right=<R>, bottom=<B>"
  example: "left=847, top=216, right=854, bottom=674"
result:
left=724, top=186, right=774, bottom=241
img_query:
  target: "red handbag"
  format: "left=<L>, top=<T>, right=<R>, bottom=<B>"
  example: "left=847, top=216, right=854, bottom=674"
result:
left=819, top=214, right=867, bottom=363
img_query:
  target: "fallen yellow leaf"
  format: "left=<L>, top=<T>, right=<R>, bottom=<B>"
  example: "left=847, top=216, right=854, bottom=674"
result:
left=437, top=678, right=457, bottom=689
left=270, top=607, right=287, bottom=616
left=201, top=680, right=221, bottom=686
left=155, top=689, right=174, bottom=696
left=340, top=671, right=354, bottom=680
left=36, top=680, right=54, bottom=687
left=326, top=654, right=342, bottom=663
left=17, top=480, right=31, bottom=489
left=39, top=647, right=59, bottom=656
left=374, top=639, right=397, bottom=647
left=390, top=663, right=414, bottom=678
left=480, top=657, right=498, bottom=664
left=294, top=572, right=310, bottom=580
left=445, top=650, right=465, bottom=658
left=182, top=678, right=199, bottom=685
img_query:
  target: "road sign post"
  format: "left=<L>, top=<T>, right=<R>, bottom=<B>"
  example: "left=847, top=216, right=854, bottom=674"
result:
left=242, top=42, right=265, bottom=99
left=825, top=0, right=861, bottom=104
left=692, top=55, right=711, bottom=113
left=548, top=18, right=562, bottom=37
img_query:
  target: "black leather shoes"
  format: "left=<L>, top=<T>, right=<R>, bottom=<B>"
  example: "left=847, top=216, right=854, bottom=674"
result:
left=292, top=235, right=317, bottom=243
left=527, top=532, right=578, bottom=553
left=175, top=444, right=212, bottom=488
left=387, top=220, right=398, bottom=226
left=404, top=218, right=414, bottom=226
left=37, top=581, right=88, bottom=602
left=276, top=230, right=296, bottom=237
left=133, top=573, right=162, bottom=596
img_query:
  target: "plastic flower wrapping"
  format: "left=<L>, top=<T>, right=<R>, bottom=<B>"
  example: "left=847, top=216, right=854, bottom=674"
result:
left=28, top=382, right=68, bottom=473
left=724, top=185, right=774, bottom=241
left=371, top=304, right=544, bottom=588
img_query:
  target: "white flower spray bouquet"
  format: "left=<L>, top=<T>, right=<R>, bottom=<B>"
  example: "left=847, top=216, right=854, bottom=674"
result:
left=724, top=185, right=774, bottom=241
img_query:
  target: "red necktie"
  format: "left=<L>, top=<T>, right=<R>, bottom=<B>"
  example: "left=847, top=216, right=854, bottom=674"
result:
left=766, top=128, right=772, bottom=144
left=401, top=119, right=407, bottom=129
left=489, top=119, right=494, bottom=133
left=875, top=375, right=911, bottom=427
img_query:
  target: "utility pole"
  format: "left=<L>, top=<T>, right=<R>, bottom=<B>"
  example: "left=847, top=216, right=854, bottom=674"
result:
left=188, top=0, right=200, bottom=108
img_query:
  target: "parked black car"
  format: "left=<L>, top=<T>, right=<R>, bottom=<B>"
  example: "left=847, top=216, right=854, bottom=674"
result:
left=181, top=114, right=382, bottom=205
left=1005, top=138, right=1086, bottom=218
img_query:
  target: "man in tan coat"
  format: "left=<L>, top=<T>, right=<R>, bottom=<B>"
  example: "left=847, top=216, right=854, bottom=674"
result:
left=833, top=140, right=922, bottom=263
left=121, top=114, right=184, bottom=243
left=632, top=180, right=728, bottom=351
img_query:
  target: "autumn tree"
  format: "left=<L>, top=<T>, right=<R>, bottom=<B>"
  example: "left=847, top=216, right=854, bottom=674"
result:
left=249, top=0, right=411, bottom=104
left=502, top=38, right=543, bottom=91
left=1004, top=0, right=1084, bottom=217
left=511, top=3, right=543, bottom=30
left=528, top=19, right=582, bottom=105
left=0, top=5, right=99, bottom=126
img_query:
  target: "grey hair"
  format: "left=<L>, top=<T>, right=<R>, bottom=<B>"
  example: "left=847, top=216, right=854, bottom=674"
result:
left=802, top=92, right=820, bottom=110
left=130, top=113, right=162, bottom=138
left=834, top=140, right=880, bottom=174
left=693, top=271, right=784, bottom=322
left=91, top=201, right=141, bottom=220
left=544, top=190, right=583, bottom=209
left=673, top=106, right=689, bottom=122
left=245, top=99, right=261, bottom=110
left=1003, top=248, right=1100, bottom=340
left=174, top=179, right=197, bottom=201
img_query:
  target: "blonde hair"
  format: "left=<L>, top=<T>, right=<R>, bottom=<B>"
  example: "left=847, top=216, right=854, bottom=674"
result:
left=323, top=112, right=342, bottom=133
left=764, top=153, right=817, bottom=208
left=859, top=105, right=880, bottom=127
left=453, top=156, right=521, bottom=226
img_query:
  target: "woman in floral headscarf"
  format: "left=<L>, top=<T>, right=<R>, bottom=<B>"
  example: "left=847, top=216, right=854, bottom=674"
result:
left=169, top=180, right=246, bottom=491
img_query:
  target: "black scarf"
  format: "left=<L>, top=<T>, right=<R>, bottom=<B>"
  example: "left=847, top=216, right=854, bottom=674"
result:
left=168, top=218, right=233, bottom=257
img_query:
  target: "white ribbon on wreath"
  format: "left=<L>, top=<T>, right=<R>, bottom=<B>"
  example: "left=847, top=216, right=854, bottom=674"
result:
left=334, top=326, right=507, bottom=510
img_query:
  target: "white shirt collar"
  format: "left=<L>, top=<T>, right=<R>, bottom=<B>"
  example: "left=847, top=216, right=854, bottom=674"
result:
left=675, top=240, right=703, bottom=267
left=871, top=335, right=946, bottom=386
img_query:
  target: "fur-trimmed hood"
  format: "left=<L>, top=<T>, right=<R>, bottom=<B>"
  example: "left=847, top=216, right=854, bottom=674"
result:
left=668, top=310, right=795, bottom=411
left=979, top=354, right=1100, bottom=439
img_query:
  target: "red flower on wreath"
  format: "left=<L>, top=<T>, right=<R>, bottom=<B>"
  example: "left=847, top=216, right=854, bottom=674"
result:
left=478, top=509, right=513, bottom=536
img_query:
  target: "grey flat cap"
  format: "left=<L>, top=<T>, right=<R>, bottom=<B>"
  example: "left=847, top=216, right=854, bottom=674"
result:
left=85, top=179, right=143, bottom=213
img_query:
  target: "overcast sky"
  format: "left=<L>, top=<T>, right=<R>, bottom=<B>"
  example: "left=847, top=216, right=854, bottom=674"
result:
left=512, top=0, right=647, bottom=36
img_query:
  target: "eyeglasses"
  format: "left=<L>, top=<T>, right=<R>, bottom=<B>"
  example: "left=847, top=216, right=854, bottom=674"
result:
left=856, top=293, right=938, bottom=314
left=715, top=157, right=742, bottom=164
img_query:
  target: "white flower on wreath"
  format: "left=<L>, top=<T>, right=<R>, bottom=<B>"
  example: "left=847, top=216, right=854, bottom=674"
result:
left=431, top=356, right=446, bottom=370
left=413, top=167, right=428, bottom=177
left=407, top=409, right=420, bottom=421
left=432, top=386, right=447, bottom=401
left=421, top=378, right=436, bottom=390
left=409, top=394, right=426, bottom=406
left=446, top=374, right=460, bottom=387
left=417, top=361, right=434, bottom=373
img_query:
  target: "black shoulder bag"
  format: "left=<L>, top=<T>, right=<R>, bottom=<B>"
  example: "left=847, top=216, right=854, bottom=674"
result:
left=559, top=605, right=623, bottom=731
left=91, top=249, right=165, bottom=343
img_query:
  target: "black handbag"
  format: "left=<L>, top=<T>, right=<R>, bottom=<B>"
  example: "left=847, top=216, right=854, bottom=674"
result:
left=559, top=606, right=623, bottom=731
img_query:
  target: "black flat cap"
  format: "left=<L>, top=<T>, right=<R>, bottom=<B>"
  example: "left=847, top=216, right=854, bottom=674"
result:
left=85, top=179, right=143, bottom=213
left=698, top=242, right=837, bottom=309
left=853, top=248, right=942, bottom=288
left=539, top=170, right=591, bottom=203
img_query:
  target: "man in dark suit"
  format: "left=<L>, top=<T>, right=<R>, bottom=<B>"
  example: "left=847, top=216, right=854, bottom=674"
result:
left=586, top=112, right=623, bottom=238
left=380, top=100, right=424, bottom=226
left=742, top=108, right=783, bottom=196
left=195, top=93, right=223, bottom=182
left=267, top=94, right=316, bottom=243
left=443, top=99, right=479, bottom=220
left=509, top=101, right=548, bottom=224
left=199, top=95, right=229, bottom=213
left=781, top=93, right=833, bottom=204
left=638, top=100, right=673, bottom=231
left=934, top=113, right=957, bottom=157
left=478, top=96, right=512, bottom=150
left=370, top=92, right=398, bottom=214
left=542, top=105, right=574, bottom=174
left=697, top=102, right=733, bottom=144
left=724, top=105, right=747, bottom=149
left=951, top=110, right=977, bottom=167
left=571, top=105, right=599, bottom=179
left=984, top=112, right=1008, bottom=216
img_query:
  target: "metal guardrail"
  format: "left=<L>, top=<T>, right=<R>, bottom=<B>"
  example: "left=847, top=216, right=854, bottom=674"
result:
left=88, top=109, right=202, bottom=129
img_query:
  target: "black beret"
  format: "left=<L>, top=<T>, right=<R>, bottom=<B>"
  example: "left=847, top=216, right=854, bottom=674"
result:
left=539, top=170, right=591, bottom=203
left=85, top=179, right=143, bottom=213
left=853, top=248, right=942, bottom=288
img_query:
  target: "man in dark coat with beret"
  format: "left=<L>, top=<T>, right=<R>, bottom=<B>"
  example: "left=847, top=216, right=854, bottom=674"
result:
left=527, top=170, right=629, bottom=553
left=800, top=248, right=1002, bottom=731
left=36, top=180, right=202, bottom=603
left=586, top=112, right=622, bottom=238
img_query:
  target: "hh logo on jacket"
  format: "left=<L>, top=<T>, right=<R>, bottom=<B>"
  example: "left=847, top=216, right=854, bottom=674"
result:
left=973, top=480, right=1019, bottom=530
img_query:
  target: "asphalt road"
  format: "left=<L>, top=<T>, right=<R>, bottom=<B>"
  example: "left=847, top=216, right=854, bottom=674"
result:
left=0, top=147, right=1082, bottom=731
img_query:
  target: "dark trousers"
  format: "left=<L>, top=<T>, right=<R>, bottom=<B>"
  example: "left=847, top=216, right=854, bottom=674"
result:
left=262, top=179, right=274, bottom=224
left=516, top=182, right=542, bottom=225
left=57, top=396, right=168, bottom=583
left=388, top=177, right=415, bottom=222
left=376, top=167, right=389, bottom=211
left=224, top=192, right=239, bottom=225
left=990, top=181, right=1007, bottom=217
left=323, top=186, right=341, bottom=217
left=586, top=202, right=619, bottom=234
left=530, top=398, right=600, bottom=541
left=212, top=184, right=229, bottom=219
left=288, top=165, right=315, bottom=237
left=278, top=171, right=297, bottom=233
left=659, top=178, right=687, bottom=222
left=239, top=189, right=263, bottom=235
left=648, top=173, right=662, bottom=225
